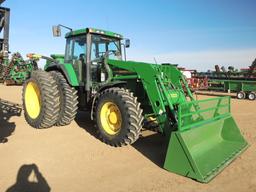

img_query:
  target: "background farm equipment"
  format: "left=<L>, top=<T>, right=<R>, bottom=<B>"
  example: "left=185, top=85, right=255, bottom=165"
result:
left=191, top=59, right=256, bottom=100
left=0, top=1, right=37, bottom=85
left=0, top=52, right=38, bottom=85
left=22, top=26, right=248, bottom=182
left=180, top=68, right=209, bottom=91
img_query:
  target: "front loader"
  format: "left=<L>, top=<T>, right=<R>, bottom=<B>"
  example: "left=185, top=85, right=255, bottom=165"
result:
left=22, top=26, right=248, bottom=182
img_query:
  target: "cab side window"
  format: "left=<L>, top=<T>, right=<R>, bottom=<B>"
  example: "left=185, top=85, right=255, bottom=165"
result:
left=74, top=39, right=86, bottom=63
left=65, top=36, right=86, bottom=64
left=65, top=36, right=86, bottom=82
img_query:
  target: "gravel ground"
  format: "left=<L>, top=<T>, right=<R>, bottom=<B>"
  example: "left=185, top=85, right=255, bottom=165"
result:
left=0, top=85, right=255, bottom=192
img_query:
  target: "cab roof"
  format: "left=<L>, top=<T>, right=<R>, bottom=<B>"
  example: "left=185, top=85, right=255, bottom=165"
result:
left=65, top=28, right=123, bottom=39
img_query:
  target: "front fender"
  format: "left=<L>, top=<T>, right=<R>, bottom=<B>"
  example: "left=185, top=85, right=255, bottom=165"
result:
left=98, top=81, right=127, bottom=92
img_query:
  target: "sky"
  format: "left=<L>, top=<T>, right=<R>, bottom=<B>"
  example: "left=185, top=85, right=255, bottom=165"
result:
left=2, top=0, right=256, bottom=71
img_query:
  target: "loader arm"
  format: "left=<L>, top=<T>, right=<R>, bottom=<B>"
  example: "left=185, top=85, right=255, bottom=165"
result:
left=107, top=59, right=188, bottom=135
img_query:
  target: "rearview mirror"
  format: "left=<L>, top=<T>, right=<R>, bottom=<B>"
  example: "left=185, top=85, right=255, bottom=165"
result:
left=52, top=25, right=61, bottom=37
left=125, top=39, right=130, bottom=48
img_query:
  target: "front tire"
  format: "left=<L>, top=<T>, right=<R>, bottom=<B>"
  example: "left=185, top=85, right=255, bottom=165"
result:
left=22, top=70, right=60, bottom=128
left=95, top=87, right=143, bottom=147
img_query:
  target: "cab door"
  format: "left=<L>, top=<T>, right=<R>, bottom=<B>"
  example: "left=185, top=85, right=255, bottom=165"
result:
left=65, top=35, right=87, bottom=83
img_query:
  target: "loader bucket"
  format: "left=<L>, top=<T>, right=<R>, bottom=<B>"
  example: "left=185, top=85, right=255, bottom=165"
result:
left=164, top=96, right=248, bottom=182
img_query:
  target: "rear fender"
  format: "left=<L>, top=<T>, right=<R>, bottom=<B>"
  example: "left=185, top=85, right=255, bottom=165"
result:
left=45, top=63, right=79, bottom=86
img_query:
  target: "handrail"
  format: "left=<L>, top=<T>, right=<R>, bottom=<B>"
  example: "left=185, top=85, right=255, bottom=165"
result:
left=178, top=97, right=231, bottom=131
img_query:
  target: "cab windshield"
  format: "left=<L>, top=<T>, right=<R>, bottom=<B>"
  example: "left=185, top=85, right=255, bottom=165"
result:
left=91, top=34, right=122, bottom=61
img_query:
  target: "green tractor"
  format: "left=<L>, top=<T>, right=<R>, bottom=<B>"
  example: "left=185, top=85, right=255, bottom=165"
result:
left=22, top=26, right=248, bottom=182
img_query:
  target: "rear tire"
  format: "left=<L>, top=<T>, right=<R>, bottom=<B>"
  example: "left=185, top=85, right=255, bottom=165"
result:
left=95, top=87, right=143, bottom=147
left=50, top=71, right=78, bottom=126
left=237, top=91, right=245, bottom=99
left=248, top=92, right=256, bottom=101
left=22, top=70, right=60, bottom=128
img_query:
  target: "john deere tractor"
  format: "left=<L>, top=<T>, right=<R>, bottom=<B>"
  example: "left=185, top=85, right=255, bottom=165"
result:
left=22, top=25, right=248, bottom=182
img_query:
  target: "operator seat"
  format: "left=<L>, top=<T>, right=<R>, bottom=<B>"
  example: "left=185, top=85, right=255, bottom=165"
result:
left=73, top=53, right=85, bottom=82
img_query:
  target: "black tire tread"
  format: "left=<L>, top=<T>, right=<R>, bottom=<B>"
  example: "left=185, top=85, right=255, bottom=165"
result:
left=22, top=70, right=60, bottom=128
left=50, top=71, right=78, bottom=126
left=94, top=87, right=143, bottom=147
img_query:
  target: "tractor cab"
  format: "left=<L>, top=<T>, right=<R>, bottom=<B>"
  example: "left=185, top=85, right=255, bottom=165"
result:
left=53, top=26, right=129, bottom=87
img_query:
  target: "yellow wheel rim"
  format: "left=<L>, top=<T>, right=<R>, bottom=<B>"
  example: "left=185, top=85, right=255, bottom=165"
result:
left=25, top=81, right=41, bottom=119
left=100, top=101, right=122, bottom=135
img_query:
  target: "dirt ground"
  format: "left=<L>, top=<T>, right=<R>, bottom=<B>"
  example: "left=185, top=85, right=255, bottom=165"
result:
left=0, top=84, right=255, bottom=192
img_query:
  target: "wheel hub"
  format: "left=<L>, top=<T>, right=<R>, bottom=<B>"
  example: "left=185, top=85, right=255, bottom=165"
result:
left=25, top=81, right=41, bottom=119
left=100, top=102, right=122, bottom=135
left=109, top=111, right=118, bottom=124
left=249, top=93, right=255, bottom=100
